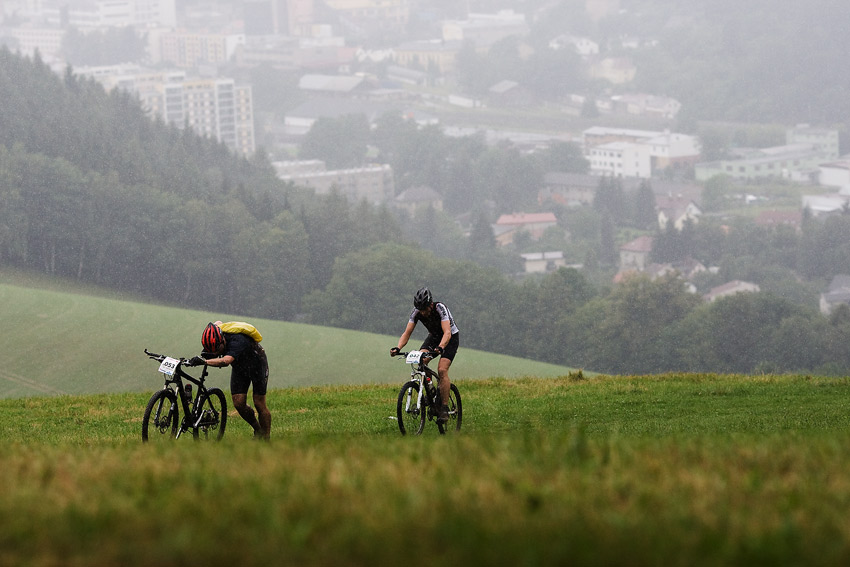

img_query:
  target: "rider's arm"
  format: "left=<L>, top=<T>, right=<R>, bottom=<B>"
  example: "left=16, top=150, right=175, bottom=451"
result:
left=204, top=355, right=235, bottom=368
left=397, top=321, right=416, bottom=350
left=438, top=319, right=451, bottom=350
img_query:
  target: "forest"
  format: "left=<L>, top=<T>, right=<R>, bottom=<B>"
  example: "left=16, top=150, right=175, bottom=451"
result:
left=3, top=45, right=850, bottom=375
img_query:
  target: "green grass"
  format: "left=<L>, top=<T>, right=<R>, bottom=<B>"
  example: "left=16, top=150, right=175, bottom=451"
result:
left=0, top=274, right=577, bottom=398
left=2, top=373, right=850, bottom=566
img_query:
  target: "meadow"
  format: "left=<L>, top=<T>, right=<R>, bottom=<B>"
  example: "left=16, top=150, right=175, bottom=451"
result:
left=4, top=271, right=850, bottom=566
left=3, top=373, right=850, bottom=566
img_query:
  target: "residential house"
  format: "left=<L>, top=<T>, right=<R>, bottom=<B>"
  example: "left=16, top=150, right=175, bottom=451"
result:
left=703, top=280, right=760, bottom=302
left=656, top=195, right=701, bottom=230
left=493, top=212, right=558, bottom=245
left=644, top=257, right=706, bottom=293
left=394, top=186, right=443, bottom=215
left=619, top=235, right=653, bottom=272
left=520, top=251, right=567, bottom=274
left=819, top=275, right=850, bottom=315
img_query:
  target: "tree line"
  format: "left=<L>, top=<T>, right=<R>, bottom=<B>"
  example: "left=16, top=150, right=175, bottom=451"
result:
left=4, top=47, right=850, bottom=375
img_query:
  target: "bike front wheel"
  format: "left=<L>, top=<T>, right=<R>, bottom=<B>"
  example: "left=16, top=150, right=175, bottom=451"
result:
left=437, top=383, right=462, bottom=435
left=192, top=387, right=227, bottom=441
left=397, top=380, right=426, bottom=436
left=142, top=389, right=179, bottom=442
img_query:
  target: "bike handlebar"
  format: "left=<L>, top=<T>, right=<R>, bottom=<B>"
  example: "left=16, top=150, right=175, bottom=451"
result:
left=392, top=350, right=436, bottom=359
left=144, top=349, right=205, bottom=367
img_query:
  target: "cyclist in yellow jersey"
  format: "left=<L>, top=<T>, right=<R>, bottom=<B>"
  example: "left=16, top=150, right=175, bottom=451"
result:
left=200, top=321, right=271, bottom=440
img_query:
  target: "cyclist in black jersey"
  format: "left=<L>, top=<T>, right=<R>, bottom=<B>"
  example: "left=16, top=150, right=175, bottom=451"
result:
left=390, top=287, right=459, bottom=424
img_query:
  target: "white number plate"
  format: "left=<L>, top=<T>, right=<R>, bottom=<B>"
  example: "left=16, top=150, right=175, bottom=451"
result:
left=405, top=351, right=423, bottom=364
left=158, top=357, right=180, bottom=376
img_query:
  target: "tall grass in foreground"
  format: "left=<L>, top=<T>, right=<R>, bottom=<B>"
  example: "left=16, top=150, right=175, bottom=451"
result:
left=2, top=373, right=850, bottom=566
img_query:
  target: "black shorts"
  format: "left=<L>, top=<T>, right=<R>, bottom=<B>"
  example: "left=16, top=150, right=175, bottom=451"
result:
left=420, top=333, right=459, bottom=361
left=230, top=344, right=269, bottom=396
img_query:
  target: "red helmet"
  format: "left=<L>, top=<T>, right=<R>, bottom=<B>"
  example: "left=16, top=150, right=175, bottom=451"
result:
left=201, top=322, right=224, bottom=352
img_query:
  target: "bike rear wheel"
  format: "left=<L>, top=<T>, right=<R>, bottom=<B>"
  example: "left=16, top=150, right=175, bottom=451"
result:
left=192, top=387, right=227, bottom=441
left=397, top=380, right=426, bottom=436
left=142, top=389, right=179, bottom=442
left=437, top=383, right=462, bottom=435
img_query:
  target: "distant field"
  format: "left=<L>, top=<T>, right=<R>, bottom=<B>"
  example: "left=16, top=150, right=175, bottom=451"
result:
left=2, top=373, right=850, bottom=566
left=0, top=272, right=578, bottom=398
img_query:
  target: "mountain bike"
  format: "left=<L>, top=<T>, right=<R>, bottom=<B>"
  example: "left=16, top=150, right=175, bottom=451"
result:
left=142, top=349, right=228, bottom=442
left=393, top=350, right=462, bottom=435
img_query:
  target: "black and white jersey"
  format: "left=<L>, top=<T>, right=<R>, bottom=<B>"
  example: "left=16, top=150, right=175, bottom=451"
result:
left=408, top=302, right=459, bottom=337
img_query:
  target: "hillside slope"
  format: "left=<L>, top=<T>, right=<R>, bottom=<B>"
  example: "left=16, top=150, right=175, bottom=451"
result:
left=0, top=279, right=578, bottom=398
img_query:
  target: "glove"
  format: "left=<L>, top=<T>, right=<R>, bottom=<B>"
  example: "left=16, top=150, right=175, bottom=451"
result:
left=390, top=347, right=400, bottom=357
left=432, top=346, right=444, bottom=355
left=187, top=355, right=206, bottom=367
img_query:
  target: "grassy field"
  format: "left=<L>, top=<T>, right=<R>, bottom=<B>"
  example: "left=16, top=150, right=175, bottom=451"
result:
left=2, top=372, right=850, bottom=566
left=0, top=274, right=577, bottom=398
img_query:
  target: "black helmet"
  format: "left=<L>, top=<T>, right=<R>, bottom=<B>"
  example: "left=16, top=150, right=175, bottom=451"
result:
left=413, top=287, right=432, bottom=309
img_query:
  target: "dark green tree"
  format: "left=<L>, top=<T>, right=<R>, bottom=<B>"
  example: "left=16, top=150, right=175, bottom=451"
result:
left=632, top=180, right=657, bottom=229
left=300, top=114, right=370, bottom=168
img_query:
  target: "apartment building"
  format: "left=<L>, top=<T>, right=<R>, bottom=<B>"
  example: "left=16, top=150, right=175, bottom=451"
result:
left=441, top=10, right=528, bottom=49
left=13, top=0, right=174, bottom=28
left=89, top=68, right=255, bottom=156
left=273, top=160, right=394, bottom=204
left=159, top=30, right=245, bottom=67
left=322, top=0, right=410, bottom=33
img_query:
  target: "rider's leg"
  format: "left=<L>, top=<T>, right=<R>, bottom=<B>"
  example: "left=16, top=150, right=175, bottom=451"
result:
left=231, top=393, right=261, bottom=433
left=253, top=393, right=271, bottom=439
left=437, top=357, right=452, bottom=406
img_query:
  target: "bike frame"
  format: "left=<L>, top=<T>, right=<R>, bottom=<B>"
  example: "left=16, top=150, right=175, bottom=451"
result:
left=401, top=353, right=440, bottom=416
left=145, top=350, right=216, bottom=438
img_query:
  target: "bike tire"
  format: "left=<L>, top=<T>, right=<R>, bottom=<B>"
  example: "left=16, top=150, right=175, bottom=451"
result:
left=142, top=389, right=179, bottom=442
left=437, top=383, right=462, bottom=435
left=397, top=380, right=426, bottom=436
left=192, top=387, right=227, bottom=441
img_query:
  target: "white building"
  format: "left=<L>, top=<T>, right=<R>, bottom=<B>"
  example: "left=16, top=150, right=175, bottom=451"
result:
left=82, top=68, right=256, bottom=156
left=7, top=25, right=65, bottom=59
left=584, top=127, right=700, bottom=179
left=819, top=159, right=850, bottom=192
left=275, top=160, right=395, bottom=204
left=588, top=141, right=652, bottom=178
left=521, top=251, right=567, bottom=274
left=35, top=0, right=177, bottom=28
left=441, top=10, right=529, bottom=49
